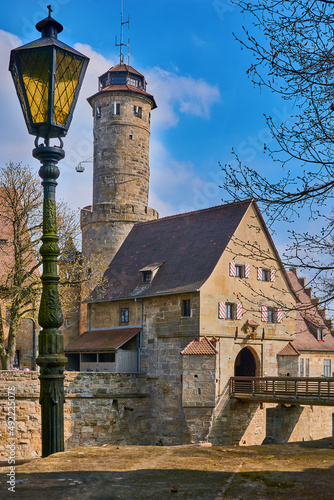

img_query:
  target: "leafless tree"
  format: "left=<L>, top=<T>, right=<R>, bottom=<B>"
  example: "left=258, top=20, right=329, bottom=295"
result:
left=221, top=0, right=334, bottom=305
left=0, top=162, right=80, bottom=369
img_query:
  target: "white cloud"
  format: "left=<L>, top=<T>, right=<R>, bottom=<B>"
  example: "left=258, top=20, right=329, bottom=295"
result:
left=145, top=67, right=221, bottom=129
left=0, top=33, right=221, bottom=217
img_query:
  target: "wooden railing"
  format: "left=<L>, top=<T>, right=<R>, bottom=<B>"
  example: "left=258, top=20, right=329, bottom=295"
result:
left=230, top=376, right=334, bottom=406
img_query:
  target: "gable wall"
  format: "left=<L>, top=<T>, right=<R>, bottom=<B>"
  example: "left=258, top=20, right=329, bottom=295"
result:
left=199, top=203, right=297, bottom=393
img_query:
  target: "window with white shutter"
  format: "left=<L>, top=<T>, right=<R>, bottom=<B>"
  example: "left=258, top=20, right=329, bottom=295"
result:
left=257, top=267, right=262, bottom=280
left=261, top=305, right=267, bottom=322
left=277, top=307, right=283, bottom=323
left=244, top=264, right=250, bottom=278
left=236, top=303, right=242, bottom=320
left=218, top=302, right=225, bottom=319
left=270, top=269, right=276, bottom=282
left=229, top=262, right=236, bottom=277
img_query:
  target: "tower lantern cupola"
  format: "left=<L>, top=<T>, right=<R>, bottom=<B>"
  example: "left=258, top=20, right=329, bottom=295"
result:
left=98, top=63, right=148, bottom=93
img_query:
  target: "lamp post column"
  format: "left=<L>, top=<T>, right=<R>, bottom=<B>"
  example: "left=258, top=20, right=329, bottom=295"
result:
left=34, top=143, right=67, bottom=457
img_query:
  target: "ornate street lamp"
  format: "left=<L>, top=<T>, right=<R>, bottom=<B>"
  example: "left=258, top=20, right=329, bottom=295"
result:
left=9, top=6, right=89, bottom=457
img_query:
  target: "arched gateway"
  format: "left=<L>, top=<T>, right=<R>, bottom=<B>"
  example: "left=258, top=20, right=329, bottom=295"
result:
left=234, top=347, right=258, bottom=377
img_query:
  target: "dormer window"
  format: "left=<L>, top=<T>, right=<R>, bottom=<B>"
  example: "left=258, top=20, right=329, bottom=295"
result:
left=143, top=271, right=152, bottom=283
left=139, top=263, right=163, bottom=284
left=317, top=328, right=323, bottom=341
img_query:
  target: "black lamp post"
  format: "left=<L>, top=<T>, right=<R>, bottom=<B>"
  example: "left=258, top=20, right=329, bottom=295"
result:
left=9, top=6, right=89, bottom=457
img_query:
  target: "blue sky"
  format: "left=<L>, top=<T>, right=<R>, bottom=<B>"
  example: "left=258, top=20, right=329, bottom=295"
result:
left=1, top=0, right=292, bottom=250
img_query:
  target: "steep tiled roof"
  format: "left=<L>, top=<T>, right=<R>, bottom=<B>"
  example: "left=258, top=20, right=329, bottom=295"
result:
left=88, top=200, right=253, bottom=302
left=100, top=63, right=145, bottom=78
left=65, top=328, right=140, bottom=351
left=287, top=271, right=334, bottom=351
left=181, top=337, right=217, bottom=355
left=277, top=342, right=300, bottom=356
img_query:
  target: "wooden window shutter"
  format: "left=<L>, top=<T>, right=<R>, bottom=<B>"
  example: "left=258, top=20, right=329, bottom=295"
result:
left=244, top=264, right=250, bottom=278
left=236, top=303, right=242, bottom=320
left=277, top=307, right=283, bottom=323
left=257, top=267, right=262, bottom=280
left=261, top=305, right=267, bottom=322
left=218, top=302, right=225, bottom=319
left=229, top=262, right=236, bottom=277
left=270, top=269, right=276, bottom=282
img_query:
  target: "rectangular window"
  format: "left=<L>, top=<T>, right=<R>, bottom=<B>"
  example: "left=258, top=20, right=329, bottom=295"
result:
left=235, top=265, right=244, bottom=278
left=317, top=328, right=323, bottom=341
left=112, top=102, right=121, bottom=115
left=324, top=359, right=331, bottom=377
left=112, top=76, right=126, bottom=84
left=134, top=105, right=142, bottom=118
left=96, top=106, right=101, bottom=119
left=182, top=300, right=191, bottom=317
left=262, top=269, right=270, bottom=281
left=121, top=308, right=129, bottom=323
left=128, top=77, right=139, bottom=87
left=81, top=353, right=97, bottom=363
left=300, top=358, right=304, bottom=377
left=225, top=303, right=234, bottom=320
left=305, top=358, right=309, bottom=377
left=98, top=353, right=115, bottom=363
left=267, top=307, right=275, bottom=323
left=142, top=271, right=152, bottom=283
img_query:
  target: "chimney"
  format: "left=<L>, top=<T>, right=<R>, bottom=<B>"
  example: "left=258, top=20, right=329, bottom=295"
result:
left=289, top=267, right=298, bottom=276
left=298, top=277, right=306, bottom=288
left=305, top=287, right=312, bottom=299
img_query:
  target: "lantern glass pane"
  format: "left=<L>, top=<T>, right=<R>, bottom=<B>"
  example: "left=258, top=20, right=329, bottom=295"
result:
left=53, top=51, right=84, bottom=126
left=10, top=58, right=31, bottom=131
left=18, top=49, right=50, bottom=124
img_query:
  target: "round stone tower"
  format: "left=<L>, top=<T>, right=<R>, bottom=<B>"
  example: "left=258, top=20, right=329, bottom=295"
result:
left=81, top=63, right=158, bottom=275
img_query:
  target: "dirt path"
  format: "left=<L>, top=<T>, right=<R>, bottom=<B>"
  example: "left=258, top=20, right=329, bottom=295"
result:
left=0, top=439, right=333, bottom=499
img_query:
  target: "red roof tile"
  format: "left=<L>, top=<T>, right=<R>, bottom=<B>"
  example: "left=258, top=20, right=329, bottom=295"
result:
left=65, top=328, right=140, bottom=351
left=287, top=271, right=334, bottom=351
left=87, top=85, right=157, bottom=109
left=100, top=63, right=145, bottom=78
left=181, top=337, right=217, bottom=355
left=277, top=342, right=300, bottom=356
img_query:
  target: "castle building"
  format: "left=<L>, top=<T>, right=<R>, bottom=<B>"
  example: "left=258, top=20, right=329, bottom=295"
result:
left=62, top=54, right=334, bottom=446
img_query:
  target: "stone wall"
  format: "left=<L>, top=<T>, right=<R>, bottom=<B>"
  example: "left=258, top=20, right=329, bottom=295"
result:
left=0, top=371, right=150, bottom=460
left=209, top=398, right=334, bottom=446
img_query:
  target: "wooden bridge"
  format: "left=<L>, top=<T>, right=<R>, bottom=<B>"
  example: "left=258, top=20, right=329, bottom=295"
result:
left=230, top=376, right=334, bottom=406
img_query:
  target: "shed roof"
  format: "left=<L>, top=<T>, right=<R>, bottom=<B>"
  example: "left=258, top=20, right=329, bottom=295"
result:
left=65, top=328, right=140, bottom=352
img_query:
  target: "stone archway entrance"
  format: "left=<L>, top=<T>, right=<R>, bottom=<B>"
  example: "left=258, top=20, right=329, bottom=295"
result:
left=234, top=347, right=257, bottom=377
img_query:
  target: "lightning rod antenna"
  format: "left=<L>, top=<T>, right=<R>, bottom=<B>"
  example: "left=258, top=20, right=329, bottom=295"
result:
left=115, top=0, right=129, bottom=65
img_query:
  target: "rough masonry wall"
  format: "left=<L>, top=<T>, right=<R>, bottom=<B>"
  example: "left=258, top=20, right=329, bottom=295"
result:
left=209, top=399, right=334, bottom=446
left=182, top=354, right=217, bottom=443
left=0, top=371, right=150, bottom=460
